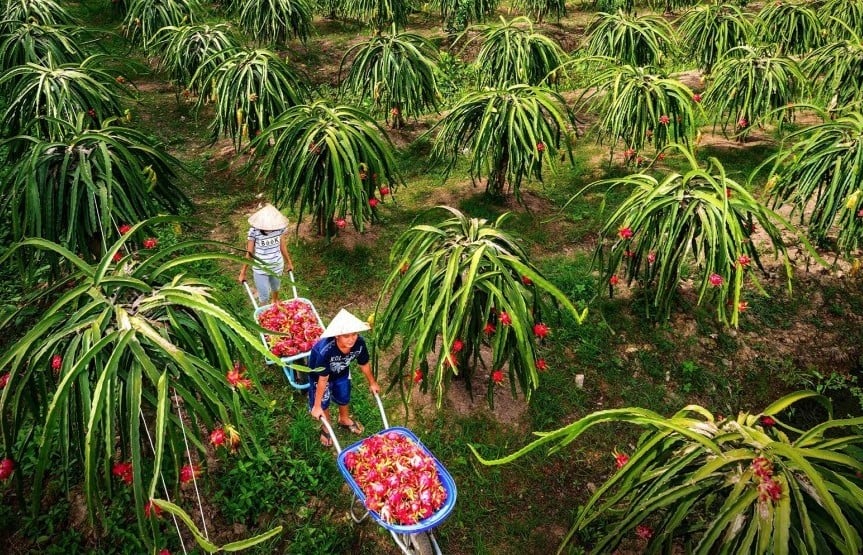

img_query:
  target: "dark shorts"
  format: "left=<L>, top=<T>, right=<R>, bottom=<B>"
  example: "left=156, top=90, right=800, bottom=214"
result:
left=308, top=375, right=351, bottom=410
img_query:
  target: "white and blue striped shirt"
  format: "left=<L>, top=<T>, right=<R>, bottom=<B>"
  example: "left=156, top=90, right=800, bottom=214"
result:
left=248, top=227, right=285, bottom=275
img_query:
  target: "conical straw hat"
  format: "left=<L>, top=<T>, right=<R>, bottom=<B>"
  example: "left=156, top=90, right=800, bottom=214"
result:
left=248, top=203, right=289, bottom=231
left=321, top=309, right=370, bottom=338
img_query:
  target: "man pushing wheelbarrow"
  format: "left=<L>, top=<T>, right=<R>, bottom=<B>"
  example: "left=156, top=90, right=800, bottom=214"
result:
left=311, top=314, right=457, bottom=555
left=308, top=309, right=381, bottom=448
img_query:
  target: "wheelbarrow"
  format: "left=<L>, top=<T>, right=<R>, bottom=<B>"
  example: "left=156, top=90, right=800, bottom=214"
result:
left=243, top=271, right=324, bottom=390
left=321, top=393, right=457, bottom=555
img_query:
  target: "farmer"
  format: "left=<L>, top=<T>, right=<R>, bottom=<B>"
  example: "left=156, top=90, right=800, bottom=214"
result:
left=309, top=309, right=380, bottom=447
left=238, top=203, right=294, bottom=304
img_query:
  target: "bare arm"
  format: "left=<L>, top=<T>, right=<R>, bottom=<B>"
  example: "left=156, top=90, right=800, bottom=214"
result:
left=280, top=234, right=294, bottom=273
left=238, top=238, right=255, bottom=283
left=310, top=374, right=329, bottom=419
left=358, top=362, right=379, bottom=394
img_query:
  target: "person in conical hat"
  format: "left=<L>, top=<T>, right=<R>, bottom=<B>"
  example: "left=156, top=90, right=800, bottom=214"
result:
left=308, top=309, right=380, bottom=447
left=238, top=203, right=294, bottom=303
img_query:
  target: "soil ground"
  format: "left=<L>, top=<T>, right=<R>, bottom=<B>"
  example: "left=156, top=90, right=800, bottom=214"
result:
left=4, top=4, right=862, bottom=555
left=136, top=17, right=863, bottom=552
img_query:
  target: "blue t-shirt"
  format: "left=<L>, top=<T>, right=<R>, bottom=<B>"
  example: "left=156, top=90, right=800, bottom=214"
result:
left=308, top=336, right=370, bottom=382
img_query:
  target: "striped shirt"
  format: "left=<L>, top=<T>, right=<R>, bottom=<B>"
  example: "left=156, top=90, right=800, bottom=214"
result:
left=248, top=227, right=285, bottom=275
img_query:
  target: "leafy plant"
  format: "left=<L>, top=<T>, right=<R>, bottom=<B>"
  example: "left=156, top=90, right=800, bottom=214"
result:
left=0, top=119, right=188, bottom=262
left=583, top=10, right=675, bottom=67
left=433, top=0, right=499, bottom=32
left=193, top=48, right=308, bottom=152
left=0, top=223, right=278, bottom=544
left=569, top=144, right=792, bottom=326
left=763, top=112, right=863, bottom=256
left=288, top=516, right=352, bottom=554
left=470, top=16, right=566, bottom=88
left=472, top=391, right=863, bottom=554
left=13, top=497, right=89, bottom=552
left=0, top=0, right=75, bottom=32
left=755, top=0, right=823, bottom=56
left=821, top=0, right=863, bottom=41
left=511, top=0, right=564, bottom=24
left=233, top=0, right=312, bottom=45
left=342, top=0, right=410, bottom=33
left=152, top=499, right=283, bottom=553
left=307, top=0, right=341, bottom=19
left=702, top=46, right=807, bottom=139
left=153, top=24, right=241, bottom=94
left=339, top=29, right=440, bottom=127
left=0, top=56, right=127, bottom=145
left=676, top=2, right=754, bottom=75
left=427, top=84, right=574, bottom=200
left=0, top=23, right=86, bottom=71
left=435, top=50, right=477, bottom=98
left=677, top=359, right=713, bottom=394
left=373, top=205, right=588, bottom=407
left=250, top=100, right=401, bottom=238
left=122, top=0, right=200, bottom=51
left=213, top=446, right=319, bottom=524
left=803, top=33, right=863, bottom=116
left=592, top=0, right=632, bottom=15
left=808, top=372, right=863, bottom=416
left=647, top=0, right=697, bottom=15
left=577, top=61, right=698, bottom=159
left=101, top=487, right=151, bottom=551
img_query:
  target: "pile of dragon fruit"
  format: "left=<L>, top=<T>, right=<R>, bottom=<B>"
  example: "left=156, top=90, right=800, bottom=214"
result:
left=344, top=431, right=448, bottom=525
left=257, top=299, right=324, bottom=357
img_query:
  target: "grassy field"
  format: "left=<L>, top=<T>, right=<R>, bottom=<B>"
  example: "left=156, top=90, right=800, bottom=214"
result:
left=2, top=1, right=862, bottom=553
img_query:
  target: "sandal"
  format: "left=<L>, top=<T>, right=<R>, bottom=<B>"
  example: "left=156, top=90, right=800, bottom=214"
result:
left=319, top=430, right=333, bottom=448
left=338, top=419, right=364, bottom=435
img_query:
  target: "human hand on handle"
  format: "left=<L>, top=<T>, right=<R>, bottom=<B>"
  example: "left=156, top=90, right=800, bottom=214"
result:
left=359, top=363, right=380, bottom=395
left=310, top=405, right=325, bottom=421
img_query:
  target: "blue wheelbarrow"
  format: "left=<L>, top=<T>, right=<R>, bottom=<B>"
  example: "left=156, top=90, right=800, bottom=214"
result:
left=243, top=272, right=324, bottom=390
left=321, top=393, right=457, bottom=555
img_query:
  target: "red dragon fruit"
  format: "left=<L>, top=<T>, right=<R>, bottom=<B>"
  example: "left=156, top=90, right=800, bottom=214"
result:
left=344, top=431, right=447, bottom=526
left=0, top=458, right=14, bottom=480
left=257, top=299, right=324, bottom=358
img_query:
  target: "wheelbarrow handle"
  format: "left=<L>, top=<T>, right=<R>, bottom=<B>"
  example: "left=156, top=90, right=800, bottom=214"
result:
left=318, top=392, right=386, bottom=455
left=288, top=269, right=298, bottom=299
left=242, top=280, right=259, bottom=310
left=318, top=416, right=343, bottom=454
left=374, top=392, right=389, bottom=429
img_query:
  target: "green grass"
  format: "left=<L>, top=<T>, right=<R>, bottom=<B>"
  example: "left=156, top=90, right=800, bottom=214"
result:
left=699, top=142, right=780, bottom=183
left=6, top=1, right=863, bottom=554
